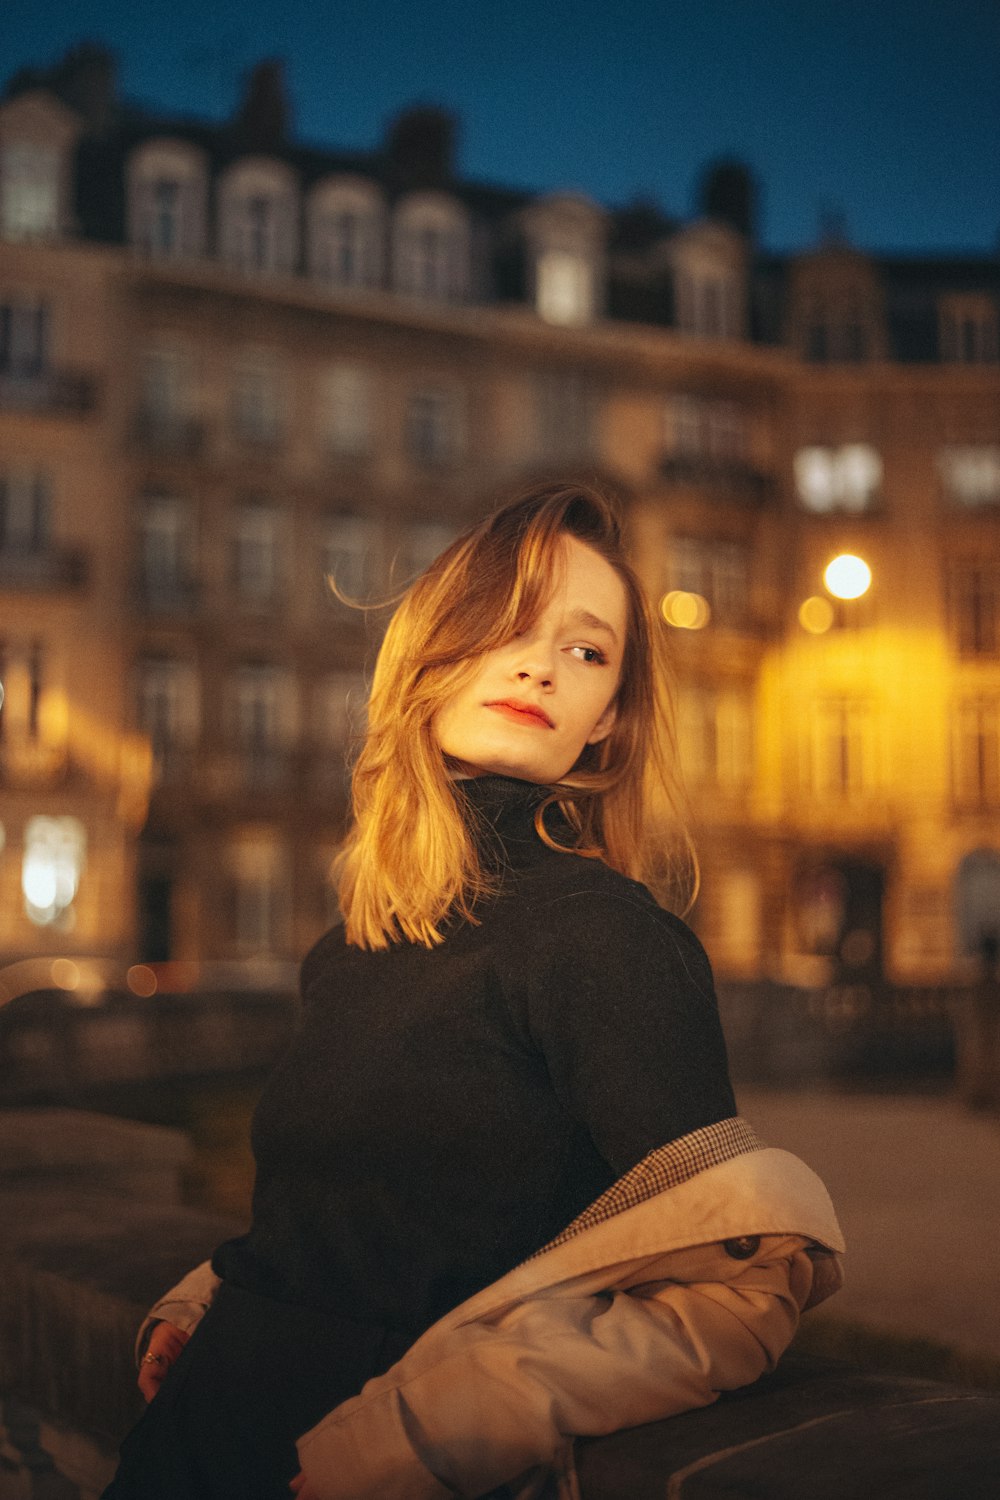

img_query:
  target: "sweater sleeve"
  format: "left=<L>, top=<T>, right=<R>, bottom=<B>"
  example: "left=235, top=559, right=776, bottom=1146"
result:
left=515, top=878, right=736, bottom=1173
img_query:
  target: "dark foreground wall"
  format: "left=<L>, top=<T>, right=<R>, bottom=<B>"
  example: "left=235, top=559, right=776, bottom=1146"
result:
left=1, top=1110, right=998, bottom=1500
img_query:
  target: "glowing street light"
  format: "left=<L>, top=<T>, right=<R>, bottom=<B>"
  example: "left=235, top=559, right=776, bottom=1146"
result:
left=823, top=553, right=872, bottom=601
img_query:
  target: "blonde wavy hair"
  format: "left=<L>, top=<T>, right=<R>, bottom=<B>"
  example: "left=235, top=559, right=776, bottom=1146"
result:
left=336, top=481, right=693, bottom=949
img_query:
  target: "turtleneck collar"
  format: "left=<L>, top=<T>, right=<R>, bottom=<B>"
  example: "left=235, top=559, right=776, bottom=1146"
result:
left=454, top=774, right=566, bottom=866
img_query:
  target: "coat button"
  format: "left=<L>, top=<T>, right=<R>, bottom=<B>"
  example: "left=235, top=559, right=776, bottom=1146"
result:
left=722, top=1235, right=761, bottom=1260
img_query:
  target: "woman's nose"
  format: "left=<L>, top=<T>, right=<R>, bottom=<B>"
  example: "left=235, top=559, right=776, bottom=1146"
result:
left=511, top=636, right=554, bottom=686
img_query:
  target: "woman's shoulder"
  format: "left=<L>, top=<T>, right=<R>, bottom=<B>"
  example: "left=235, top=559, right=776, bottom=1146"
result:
left=515, top=847, right=711, bottom=974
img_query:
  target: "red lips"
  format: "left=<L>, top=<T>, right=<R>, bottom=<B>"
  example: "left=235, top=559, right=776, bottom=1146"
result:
left=485, top=699, right=555, bottom=728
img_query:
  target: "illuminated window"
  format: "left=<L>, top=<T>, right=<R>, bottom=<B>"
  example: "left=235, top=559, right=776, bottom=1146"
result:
left=809, top=699, right=878, bottom=798
left=938, top=446, right=1000, bottom=508
left=405, top=387, right=462, bottom=466
left=321, top=364, right=372, bottom=458
left=952, top=698, right=1000, bottom=809
left=0, top=469, right=50, bottom=552
left=536, top=249, right=593, bottom=326
left=667, top=537, right=749, bottom=627
left=22, top=815, right=86, bottom=927
left=678, top=685, right=753, bottom=791
left=233, top=501, right=280, bottom=603
left=949, top=563, right=998, bottom=656
left=794, top=444, right=882, bottom=513
left=308, top=178, right=384, bottom=289
left=0, top=142, right=59, bottom=241
left=227, top=836, right=287, bottom=954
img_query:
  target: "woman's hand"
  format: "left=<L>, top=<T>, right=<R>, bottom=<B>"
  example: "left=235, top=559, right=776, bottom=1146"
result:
left=137, top=1320, right=189, bottom=1402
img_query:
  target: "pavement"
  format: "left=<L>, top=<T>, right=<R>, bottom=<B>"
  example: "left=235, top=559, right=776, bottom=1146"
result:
left=737, top=1086, right=1000, bottom=1363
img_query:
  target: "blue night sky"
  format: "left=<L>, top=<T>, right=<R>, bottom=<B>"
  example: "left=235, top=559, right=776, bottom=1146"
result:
left=1, top=0, right=998, bottom=254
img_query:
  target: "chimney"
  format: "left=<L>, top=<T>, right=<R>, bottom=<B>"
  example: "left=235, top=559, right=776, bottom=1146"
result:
left=384, top=107, right=457, bottom=185
left=234, top=60, right=291, bottom=149
left=699, top=159, right=758, bottom=241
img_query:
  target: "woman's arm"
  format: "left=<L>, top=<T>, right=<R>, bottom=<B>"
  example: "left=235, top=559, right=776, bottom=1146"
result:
left=133, top=1258, right=221, bottom=1365
left=295, top=1234, right=815, bottom=1500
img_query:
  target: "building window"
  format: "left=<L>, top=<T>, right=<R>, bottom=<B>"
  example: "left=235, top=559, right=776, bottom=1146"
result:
left=0, top=640, right=44, bottom=742
left=405, top=387, right=462, bottom=466
left=940, top=297, right=999, bottom=364
left=231, top=354, right=283, bottom=445
left=219, top=159, right=298, bottom=277
left=231, top=664, right=293, bottom=787
left=0, top=469, right=50, bottom=552
left=321, top=364, right=372, bottom=458
left=316, top=671, right=368, bottom=752
left=0, top=298, right=49, bottom=379
left=938, top=446, right=1000, bottom=508
left=227, top=837, right=287, bottom=954
left=0, top=142, right=60, bottom=241
left=675, top=269, right=740, bottom=339
left=949, top=563, right=998, bottom=656
left=308, top=178, right=384, bottom=289
left=22, top=814, right=86, bottom=927
left=809, top=698, right=877, bottom=799
left=136, top=657, right=199, bottom=772
left=803, top=299, right=870, bottom=363
left=139, top=343, right=196, bottom=443
left=667, top=536, right=749, bottom=627
left=794, top=444, right=882, bottom=514
left=323, top=514, right=380, bottom=604
left=664, top=395, right=747, bottom=463
left=127, top=139, right=208, bottom=259
left=952, top=698, right=1000, bottom=809
left=232, top=501, right=280, bottom=604
left=536, top=249, right=594, bottom=327
left=678, top=684, right=753, bottom=791
left=534, top=371, right=597, bottom=461
left=393, top=194, right=469, bottom=302
left=138, top=494, right=195, bottom=606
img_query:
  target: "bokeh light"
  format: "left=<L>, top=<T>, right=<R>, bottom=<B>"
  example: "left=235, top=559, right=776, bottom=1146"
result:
left=799, top=595, right=835, bottom=634
left=660, top=590, right=711, bottom=630
left=824, top=554, right=872, bottom=600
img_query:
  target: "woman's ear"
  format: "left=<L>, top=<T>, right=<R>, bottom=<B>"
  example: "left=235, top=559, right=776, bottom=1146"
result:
left=586, top=700, right=617, bottom=746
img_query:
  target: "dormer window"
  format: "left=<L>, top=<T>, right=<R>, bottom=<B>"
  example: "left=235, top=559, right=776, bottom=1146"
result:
left=670, top=223, right=746, bottom=340
left=219, top=158, right=298, bottom=277
left=393, top=194, right=469, bottom=303
left=0, top=142, right=59, bottom=241
left=127, top=138, right=208, bottom=260
left=940, top=296, right=999, bottom=364
left=523, top=195, right=605, bottom=328
left=308, top=177, right=384, bottom=290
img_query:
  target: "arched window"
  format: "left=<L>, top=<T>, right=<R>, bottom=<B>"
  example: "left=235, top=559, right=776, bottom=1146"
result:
left=218, top=157, right=299, bottom=276
left=393, top=193, right=470, bottom=302
left=307, top=176, right=384, bottom=290
left=670, top=223, right=746, bottom=340
left=127, top=138, right=208, bottom=259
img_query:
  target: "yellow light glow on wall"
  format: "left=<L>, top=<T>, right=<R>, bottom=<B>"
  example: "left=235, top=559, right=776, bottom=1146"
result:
left=660, top=590, right=711, bottom=630
left=127, top=964, right=158, bottom=998
left=824, top=554, right=872, bottom=600
left=799, top=595, right=835, bottom=634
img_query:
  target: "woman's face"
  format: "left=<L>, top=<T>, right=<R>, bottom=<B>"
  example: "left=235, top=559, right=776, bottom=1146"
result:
left=434, top=535, right=628, bottom=784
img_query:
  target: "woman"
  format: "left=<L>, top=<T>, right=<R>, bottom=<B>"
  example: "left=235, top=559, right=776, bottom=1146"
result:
left=106, top=482, right=843, bottom=1500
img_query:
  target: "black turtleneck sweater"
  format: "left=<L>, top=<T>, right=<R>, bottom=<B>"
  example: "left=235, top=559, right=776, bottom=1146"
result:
left=212, top=775, right=735, bottom=1341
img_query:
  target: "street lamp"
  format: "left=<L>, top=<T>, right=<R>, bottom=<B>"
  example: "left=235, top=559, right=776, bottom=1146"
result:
left=824, top=553, right=872, bottom=601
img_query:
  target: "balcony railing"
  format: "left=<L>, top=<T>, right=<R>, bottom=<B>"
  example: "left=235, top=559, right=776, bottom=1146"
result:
left=0, top=544, right=88, bottom=591
left=0, top=369, right=98, bottom=417
left=658, top=453, right=774, bottom=506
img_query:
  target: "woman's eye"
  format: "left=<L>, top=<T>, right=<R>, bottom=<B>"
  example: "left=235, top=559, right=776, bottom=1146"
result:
left=570, top=645, right=607, bottom=665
